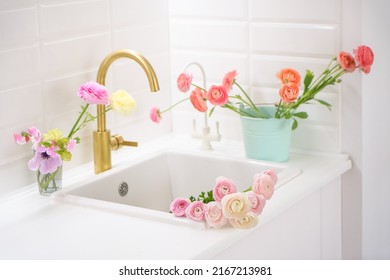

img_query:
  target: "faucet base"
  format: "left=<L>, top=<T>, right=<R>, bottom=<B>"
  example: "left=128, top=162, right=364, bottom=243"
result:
left=93, top=130, right=112, bottom=174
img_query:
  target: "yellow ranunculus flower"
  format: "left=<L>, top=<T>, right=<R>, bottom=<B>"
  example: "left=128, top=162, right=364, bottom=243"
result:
left=43, top=128, right=63, bottom=141
left=109, top=90, right=136, bottom=115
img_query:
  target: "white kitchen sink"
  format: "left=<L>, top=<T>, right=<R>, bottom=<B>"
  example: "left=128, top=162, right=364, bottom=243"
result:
left=52, top=143, right=301, bottom=226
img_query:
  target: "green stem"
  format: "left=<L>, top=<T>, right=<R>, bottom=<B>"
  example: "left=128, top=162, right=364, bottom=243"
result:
left=160, top=98, right=190, bottom=114
left=67, top=104, right=89, bottom=138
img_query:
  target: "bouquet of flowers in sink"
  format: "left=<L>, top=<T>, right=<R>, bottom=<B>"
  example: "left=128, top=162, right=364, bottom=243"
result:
left=13, top=81, right=136, bottom=195
left=170, top=169, right=277, bottom=229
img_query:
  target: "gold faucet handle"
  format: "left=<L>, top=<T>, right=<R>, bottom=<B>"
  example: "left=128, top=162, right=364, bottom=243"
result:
left=111, top=134, right=138, bottom=151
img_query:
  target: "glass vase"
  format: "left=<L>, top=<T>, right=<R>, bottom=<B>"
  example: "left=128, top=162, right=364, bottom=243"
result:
left=36, top=166, right=62, bottom=195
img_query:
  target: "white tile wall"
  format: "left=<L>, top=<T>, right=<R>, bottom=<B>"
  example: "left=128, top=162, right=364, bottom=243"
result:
left=169, top=0, right=342, bottom=153
left=0, top=0, right=170, bottom=194
left=1, top=0, right=346, bottom=194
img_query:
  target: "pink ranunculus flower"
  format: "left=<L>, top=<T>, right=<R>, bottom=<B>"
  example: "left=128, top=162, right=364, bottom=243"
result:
left=27, top=127, right=42, bottom=143
left=170, top=197, right=191, bottom=217
left=205, top=202, right=228, bottom=228
left=230, top=212, right=258, bottom=229
left=252, top=170, right=277, bottom=200
left=221, top=192, right=252, bottom=219
left=337, top=51, right=356, bottom=73
left=207, top=85, right=229, bottom=106
left=222, top=70, right=237, bottom=92
left=149, top=107, right=161, bottom=123
left=276, top=68, right=301, bottom=85
left=190, top=88, right=208, bottom=113
left=28, top=145, right=62, bottom=174
left=67, top=139, right=77, bottom=152
left=279, top=83, right=300, bottom=103
left=247, top=193, right=266, bottom=215
left=177, top=72, right=193, bottom=93
left=263, top=169, right=278, bottom=184
left=185, top=201, right=206, bottom=221
left=77, top=81, right=108, bottom=105
left=13, top=133, right=28, bottom=145
left=354, top=45, right=374, bottom=74
left=213, top=176, right=237, bottom=202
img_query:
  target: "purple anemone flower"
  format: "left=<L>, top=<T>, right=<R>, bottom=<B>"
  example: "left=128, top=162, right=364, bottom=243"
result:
left=28, top=145, right=62, bottom=174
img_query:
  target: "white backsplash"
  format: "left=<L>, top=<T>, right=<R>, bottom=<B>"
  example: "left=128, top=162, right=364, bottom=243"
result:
left=1, top=0, right=348, bottom=194
left=169, top=0, right=341, bottom=152
left=0, top=0, right=171, bottom=194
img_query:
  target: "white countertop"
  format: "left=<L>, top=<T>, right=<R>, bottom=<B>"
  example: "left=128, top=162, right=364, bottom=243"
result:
left=0, top=135, right=352, bottom=259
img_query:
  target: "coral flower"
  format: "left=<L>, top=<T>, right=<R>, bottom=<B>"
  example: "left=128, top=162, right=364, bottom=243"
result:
left=190, top=88, right=208, bottom=112
left=337, top=51, right=356, bottom=73
left=354, top=45, right=374, bottom=74
left=279, top=83, right=300, bottom=103
left=207, top=85, right=229, bottom=106
left=28, top=145, right=62, bottom=174
left=276, top=68, right=301, bottom=85
left=222, top=70, right=237, bottom=91
left=77, top=81, right=108, bottom=105
left=177, top=72, right=193, bottom=93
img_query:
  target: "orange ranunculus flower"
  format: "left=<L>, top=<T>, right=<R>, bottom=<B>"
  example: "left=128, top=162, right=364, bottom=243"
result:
left=276, top=68, right=301, bottom=85
left=279, top=83, right=300, bottom=103
left=337, top=51, right=356, bottom=73
left=190, top=88, right=208, bottom=113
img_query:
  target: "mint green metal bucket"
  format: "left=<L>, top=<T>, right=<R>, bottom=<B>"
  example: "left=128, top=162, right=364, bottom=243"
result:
left=240, top=106, right=293, bottom=162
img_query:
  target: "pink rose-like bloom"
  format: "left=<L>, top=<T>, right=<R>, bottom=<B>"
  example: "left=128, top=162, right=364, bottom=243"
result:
left=213, top=176, right=237, bottom=202
left=149, top=107, right=161, bottom=123
left=279, top=83, right=299, bottom=103
left=207, top=85, right=229, bottom=106
left=177, top=72, right=193, bottom=93
left=337, top=51, right=356, bottom=73
left=230, top=212, right=258, bottom=229
left=13, top=133, right=28, bottom=145
left=263, top=169, right=278, bottom=184
left=170, top=197, right=190, bottom=217
left=205, top=202, right=228, bottom=228
left=354, top=45, right=374, bottom=74
left=252, top=170, right=277, bottom=200
left=276, top=68, right=301, bottom=85
left=27, top=127, right=41, bottom=143
left=78, top=81, right=108, bottom=105
left=222, top=70, right=237, bottom=92
left=190, top=88, right=208, bottom=113
left=185, top=201, right=206, bottom=221
left=28, top=145, right=62, bottom=174
left=221, top=192, right=252, bottom=219
left=247, top=193, right=266, bottom=215
left=67, top=139, right=77, bottom=152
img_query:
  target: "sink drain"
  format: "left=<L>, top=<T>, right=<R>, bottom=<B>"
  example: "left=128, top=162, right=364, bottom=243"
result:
left=118, top=181, right=129, bottom=197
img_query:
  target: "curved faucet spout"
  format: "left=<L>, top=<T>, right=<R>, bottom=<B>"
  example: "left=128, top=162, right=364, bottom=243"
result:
left=93, top=49, right=160, bottom=174
left=96, top=49, right=160, bottom=132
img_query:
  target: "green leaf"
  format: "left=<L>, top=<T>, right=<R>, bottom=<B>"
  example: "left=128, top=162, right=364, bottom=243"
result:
left=292, top=119, right=298, bottom=130
left=303, top=70, right=314, bottom=91
left=315, top=99, right=332, bottom=110
left=208, top=106, right=216, bottom=117
left=293, top=112, right=308, bottom=119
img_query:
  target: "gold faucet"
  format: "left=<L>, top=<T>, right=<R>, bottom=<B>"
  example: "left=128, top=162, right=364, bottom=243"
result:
left=93, top=49, right=160, bottom=174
